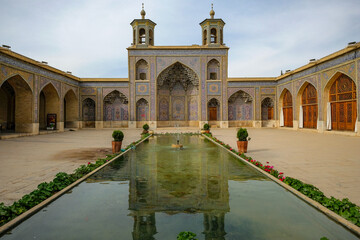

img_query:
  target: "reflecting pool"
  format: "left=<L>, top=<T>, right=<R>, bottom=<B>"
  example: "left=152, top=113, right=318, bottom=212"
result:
left=1, top=135, right=359, bottom=239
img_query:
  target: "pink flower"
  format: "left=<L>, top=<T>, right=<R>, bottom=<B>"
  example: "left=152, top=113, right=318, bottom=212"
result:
left=87, top=162, right=90, bottom=165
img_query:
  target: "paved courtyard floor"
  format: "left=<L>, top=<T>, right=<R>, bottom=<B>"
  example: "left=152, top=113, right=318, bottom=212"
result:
left=0, top=128, right=359, bottom=206
left=211, top=128, right=360, bottom=205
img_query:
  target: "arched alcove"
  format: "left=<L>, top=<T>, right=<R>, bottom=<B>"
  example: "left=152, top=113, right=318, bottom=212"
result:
left=280, top=89, right=293, bottom=127
left=103, top=90, right=128, bottom=128
left=64, top=90, right=79, bottom=128
left=136, top=59, right=148, bottom=80
left=136, top=98, right=149, bottom=128
left=228, top=90, right=253, bottom=127
left=208, top=98, right=220, bottom=121
left=0, top=75, right=33, bottom=133
left=298, top=83, right=318, bottom=129
left=82, top=98, right=95, bottom=128
left=207, top=59, right=220, bottom=80
left=325, top=73, right=357, bottom=131
left=157, top=62, right=199, bottom=127
left=39, top=83, right=60, bottom=130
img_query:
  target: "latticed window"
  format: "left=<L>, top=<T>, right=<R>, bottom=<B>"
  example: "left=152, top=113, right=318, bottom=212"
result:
left=329, top=75, right=356, bottom=103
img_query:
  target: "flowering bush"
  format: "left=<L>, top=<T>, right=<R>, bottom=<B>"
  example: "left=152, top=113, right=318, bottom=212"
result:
left=202, top=132, right=360, bottom=227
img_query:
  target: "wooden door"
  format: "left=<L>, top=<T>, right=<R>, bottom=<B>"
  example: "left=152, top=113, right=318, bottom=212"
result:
left=268, top=107, right=274, bottom=120
left=302, top=84, right=318, bottom=129
left=283, top=90, right=293, bottom=127
left=329, top=74, right=357, bottom=131
left=209, top=107, right=217, bottom=121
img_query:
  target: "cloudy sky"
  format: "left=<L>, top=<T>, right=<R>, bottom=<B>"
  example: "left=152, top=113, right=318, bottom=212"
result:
left=1, top=0, right=359, bottom=78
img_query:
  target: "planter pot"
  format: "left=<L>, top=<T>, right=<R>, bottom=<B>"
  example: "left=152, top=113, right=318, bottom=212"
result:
left=237, top=140, right=248, bottom=153
left=205, top=130, right=210, bottom=134
left=112, top=141, right=122, bottom=153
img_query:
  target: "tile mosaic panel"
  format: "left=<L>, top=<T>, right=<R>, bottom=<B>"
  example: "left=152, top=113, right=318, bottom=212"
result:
left=135, top=82, right=149, bottom=95
left=207, top=82, right=221, bottom=95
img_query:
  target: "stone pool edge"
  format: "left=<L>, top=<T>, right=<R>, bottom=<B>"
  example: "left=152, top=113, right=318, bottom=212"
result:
left=202, top=134, right=360, bottom=237
left=0, top=134, right=153, bottom=236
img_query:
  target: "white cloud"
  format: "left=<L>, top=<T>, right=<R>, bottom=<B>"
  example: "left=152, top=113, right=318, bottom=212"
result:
left=0, top=0, right=359, bottom=77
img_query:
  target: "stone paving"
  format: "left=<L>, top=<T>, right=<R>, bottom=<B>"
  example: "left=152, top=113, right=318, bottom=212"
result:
left=211, top=128, right=360, bottom=205
left=0, top=127, right=359, bottom=207
left=0, top=129, right=142, bottom=205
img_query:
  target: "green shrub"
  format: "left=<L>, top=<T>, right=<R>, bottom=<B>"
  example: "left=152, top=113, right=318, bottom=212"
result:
left=203, top=123, right=210, bottom=130
left=143, top=123, right=149, bottom=131
left=112, top=130, right=124, bottom=142
left=177, top=231, right=197, bottom=240
left=237, top=128, right=249, bottom=141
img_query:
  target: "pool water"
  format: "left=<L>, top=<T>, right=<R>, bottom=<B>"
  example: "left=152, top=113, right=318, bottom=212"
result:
left=1, top=135, right=359, bottom=239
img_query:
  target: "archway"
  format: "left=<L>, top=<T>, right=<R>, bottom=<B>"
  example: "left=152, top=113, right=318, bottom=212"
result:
left=281, top=89, right=293, bottom=127
left=300, top=83, right=318, bottom=129
left=327, top=73, right=357, bottom=131
left=228, top=90, right=253, bottom=127
left=208, top=98, right=220, bottom=121
left=103, top=90, right=128, bottom=128
left=0, top=75, right=33, bottom=133
left=82, top=98, right=95, bottom=128
left=157, top=62, right=199, bottom=127
left=64, top=90, right=79, bottom=128
left=39, top=83, right=60, bottom=130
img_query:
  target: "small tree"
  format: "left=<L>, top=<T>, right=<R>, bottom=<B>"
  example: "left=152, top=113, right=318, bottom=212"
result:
left=112, top=130, right=124, bottom=142
left=203, top=123, right=210, bottom=131
left=237, top=128, right=250, bottom=141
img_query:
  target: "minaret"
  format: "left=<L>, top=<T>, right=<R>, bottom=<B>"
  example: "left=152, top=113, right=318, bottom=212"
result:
left=130, top=3, right=156, bottom=47
left=200, top=4, right=225, bottom=46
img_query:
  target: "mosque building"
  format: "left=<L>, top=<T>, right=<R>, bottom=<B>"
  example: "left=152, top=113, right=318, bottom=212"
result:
left=0, top=5, right=359, bottom=136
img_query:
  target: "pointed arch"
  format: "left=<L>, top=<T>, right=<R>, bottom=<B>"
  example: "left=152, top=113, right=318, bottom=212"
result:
left=39, top=83, right=60, bottom=130
left=0, top=74, right=33, bottom=133
left=1, top=73, right=33, bottom=92
left=64, top=89, right=79, bottom=128
left=228, top=90, right=253, bottom=121
left=82, top=98, right=95, bottom=128
left=296, top=82, right=318, bottom=129
left=207, top=59, right=220, bottom=80
left=261, top=97, right=274, bottom=121
left=324, top=72, right=357, bottom=131
left=136, top=98, right=149, bottom=122
left=156, top=62, right=199, bottom=127
left=208, top=98, right=220, bottom=121
left=136, top=59, right=148, bottom=80
left=157, top=61, right=199, bottom=90
left=280, top=88, right=293, bottom=127
left=103, top=90, right=128, bottom=126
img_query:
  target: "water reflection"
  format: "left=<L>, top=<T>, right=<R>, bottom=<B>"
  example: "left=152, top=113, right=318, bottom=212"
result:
left=89, top=136, right=265, bottom=240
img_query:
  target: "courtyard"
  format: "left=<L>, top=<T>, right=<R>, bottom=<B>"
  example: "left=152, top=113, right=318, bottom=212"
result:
left=0, top=128, right=359, bottom=207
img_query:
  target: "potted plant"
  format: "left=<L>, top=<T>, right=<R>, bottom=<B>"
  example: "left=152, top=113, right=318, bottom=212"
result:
left=237, top=128, right=250, bottom=153
left=203, top=123, right=210, bottom=134
left=142, top=123, right=149, bottom=135
left=112, top=130, right=124, bottom=153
